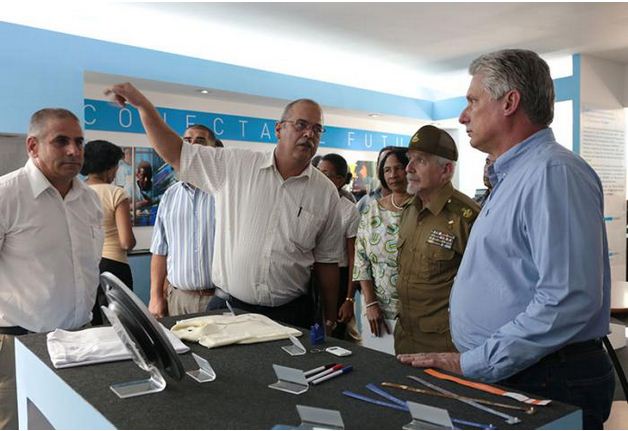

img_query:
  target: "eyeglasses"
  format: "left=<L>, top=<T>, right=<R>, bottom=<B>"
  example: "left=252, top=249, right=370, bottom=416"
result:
left=281, top=119, right=325, bottom=135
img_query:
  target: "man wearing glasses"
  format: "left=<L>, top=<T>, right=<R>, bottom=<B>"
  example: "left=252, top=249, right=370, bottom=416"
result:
left=105, top=83, right=341, bottom=332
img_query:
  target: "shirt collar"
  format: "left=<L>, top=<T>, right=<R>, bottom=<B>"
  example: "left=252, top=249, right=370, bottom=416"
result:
left=25, top=158, right=54, bottom=198
left=493, top=128, right=554, bottom=177
left=261, top=149, right=313, bottom=179
left=261, top=150, right=276, bottom=170
left=415, top=181, right=455, bottom=216
left=182, top=181, right=196, bottom=192
left=24, top=158, right=87, bottom=200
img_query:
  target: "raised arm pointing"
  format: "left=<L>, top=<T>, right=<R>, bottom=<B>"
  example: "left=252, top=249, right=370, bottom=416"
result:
left=104, top=83, right=183, bottom=170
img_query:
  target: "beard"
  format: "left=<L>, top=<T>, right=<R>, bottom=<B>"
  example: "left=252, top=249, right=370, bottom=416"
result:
left=406, top=177, right=420, bottom=195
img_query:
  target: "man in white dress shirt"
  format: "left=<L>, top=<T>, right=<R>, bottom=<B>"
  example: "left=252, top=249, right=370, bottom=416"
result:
left=106, top=83, right=342, bottom=332
left=0, top=109, right=103, bottom=429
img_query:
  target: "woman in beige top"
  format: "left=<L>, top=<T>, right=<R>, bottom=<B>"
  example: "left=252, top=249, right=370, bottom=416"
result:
left=82, top=140, right=136, bottom=323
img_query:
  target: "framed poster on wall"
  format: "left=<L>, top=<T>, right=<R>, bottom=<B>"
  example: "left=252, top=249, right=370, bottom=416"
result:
left=113, top=146, right=176, bottom=226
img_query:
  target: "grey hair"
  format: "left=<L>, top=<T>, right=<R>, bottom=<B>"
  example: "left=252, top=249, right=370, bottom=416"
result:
left=433, top=154, right=456, bottom=169
left=469, top=49, right=554, bottom=127
left=433, top=155, right=456, bottom=182
left=28, top=108, right=79, bottom=138
left=280, top=98, right=323, bottom=122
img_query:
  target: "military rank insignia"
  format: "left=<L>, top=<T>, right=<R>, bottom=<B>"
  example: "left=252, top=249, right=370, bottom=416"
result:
left=426, top=229, right=455, bottom=249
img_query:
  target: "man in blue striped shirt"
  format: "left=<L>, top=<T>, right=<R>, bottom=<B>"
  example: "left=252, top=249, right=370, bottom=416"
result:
left=398, top=49, right=614, bottom=429
left=148, top=125, right=218, bottom=318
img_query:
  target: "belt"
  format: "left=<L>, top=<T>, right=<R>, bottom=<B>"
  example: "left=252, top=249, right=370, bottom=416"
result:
left=227, top=293, right=309, bottom=312
left=539, top=338, right=603, bottom=364
left=0, top=326, right=31, bottom=336
left=214, top=287, right=230, bottom=300
left=171, top=285, right=215, bottom=297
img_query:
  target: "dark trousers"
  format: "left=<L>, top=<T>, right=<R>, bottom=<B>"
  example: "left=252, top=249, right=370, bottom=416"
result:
left=99, top=258, right=133, bottom=288
left=92, top=258, right=134, bottom=326
left=206, top=292, right=315, bottom=329
left=499, top=339, right=615, bottom=430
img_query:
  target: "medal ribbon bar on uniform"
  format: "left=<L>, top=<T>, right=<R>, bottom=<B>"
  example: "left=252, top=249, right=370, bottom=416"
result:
left=426, top=230, right=455, bottom=250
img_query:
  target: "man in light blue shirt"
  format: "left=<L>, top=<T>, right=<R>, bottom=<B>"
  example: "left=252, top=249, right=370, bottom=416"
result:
left=398, top=49, right=614, bottom=429
left=148, top=125, right=218, bottom=318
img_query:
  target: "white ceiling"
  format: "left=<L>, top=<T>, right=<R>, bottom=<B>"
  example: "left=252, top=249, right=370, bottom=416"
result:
left=153, top=2, right=628, bottom=71
left=5, top=2, right=628, bottom=100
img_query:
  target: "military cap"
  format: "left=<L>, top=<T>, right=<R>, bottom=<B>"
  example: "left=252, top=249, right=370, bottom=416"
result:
left=407, top=125, right=458, bottom=161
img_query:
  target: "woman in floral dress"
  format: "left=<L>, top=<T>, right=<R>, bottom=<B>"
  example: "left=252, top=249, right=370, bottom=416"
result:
left=353, top=148, right=410, bottom=354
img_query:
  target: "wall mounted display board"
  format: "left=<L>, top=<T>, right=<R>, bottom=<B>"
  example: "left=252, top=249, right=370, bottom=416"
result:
left=581, top=106, right=626, bottom=280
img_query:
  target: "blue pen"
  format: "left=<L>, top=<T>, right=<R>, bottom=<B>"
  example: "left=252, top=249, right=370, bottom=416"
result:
left=366, top=383, right=407, bottom=407
left=366, top=385, right=496, bottom=430
left=343, top=390, right=409, bottom=411
left=344, top=385, right=497, bottom=430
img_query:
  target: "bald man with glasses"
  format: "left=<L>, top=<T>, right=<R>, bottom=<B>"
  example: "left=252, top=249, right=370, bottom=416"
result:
left=106, top=83, right=342, bottom=332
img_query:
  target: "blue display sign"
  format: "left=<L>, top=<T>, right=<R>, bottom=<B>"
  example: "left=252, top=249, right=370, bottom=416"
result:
left=84, top=99, right=410, bottom=151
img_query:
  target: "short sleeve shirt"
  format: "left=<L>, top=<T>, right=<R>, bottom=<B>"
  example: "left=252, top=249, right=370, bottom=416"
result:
left=179, top=143, right=342, bottom=306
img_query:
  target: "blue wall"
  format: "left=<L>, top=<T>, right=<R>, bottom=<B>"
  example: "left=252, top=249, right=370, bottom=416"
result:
left=0, top=21, right=433, bottom=135
left=129, top=253, right=151, bottom=305
left=0, top=21, right=579, bottom=135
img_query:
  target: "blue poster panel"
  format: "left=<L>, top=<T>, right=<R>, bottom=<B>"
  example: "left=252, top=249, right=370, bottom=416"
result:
left=84, top=99, right=410, bottom=152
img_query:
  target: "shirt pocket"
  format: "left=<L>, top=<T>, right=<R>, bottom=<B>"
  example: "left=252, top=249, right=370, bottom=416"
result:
left=422, top=244, right=455, bottom=277
left=289, top=208, right=322, bottom=252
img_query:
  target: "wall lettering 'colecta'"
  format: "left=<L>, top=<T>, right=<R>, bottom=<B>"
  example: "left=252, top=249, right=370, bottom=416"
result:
left=84, top=99, right=410, bottom=152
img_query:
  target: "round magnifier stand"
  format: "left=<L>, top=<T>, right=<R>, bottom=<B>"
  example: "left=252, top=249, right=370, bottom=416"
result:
left=100, top=272, right=184, bottom=399
left=101, top=306, right=167, bottom=398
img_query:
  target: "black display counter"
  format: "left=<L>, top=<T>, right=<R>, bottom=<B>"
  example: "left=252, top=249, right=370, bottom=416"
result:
left=15, top=314, right=581, bottom=429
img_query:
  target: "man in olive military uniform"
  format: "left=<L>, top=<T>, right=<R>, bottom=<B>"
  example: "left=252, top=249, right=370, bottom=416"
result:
left=395, top=125, right=480, bottom=354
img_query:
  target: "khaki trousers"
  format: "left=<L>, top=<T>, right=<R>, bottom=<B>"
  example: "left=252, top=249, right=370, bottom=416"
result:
left=0, top=335, right=17, bottom=430
left=166, top=284, right=213, bottom=317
